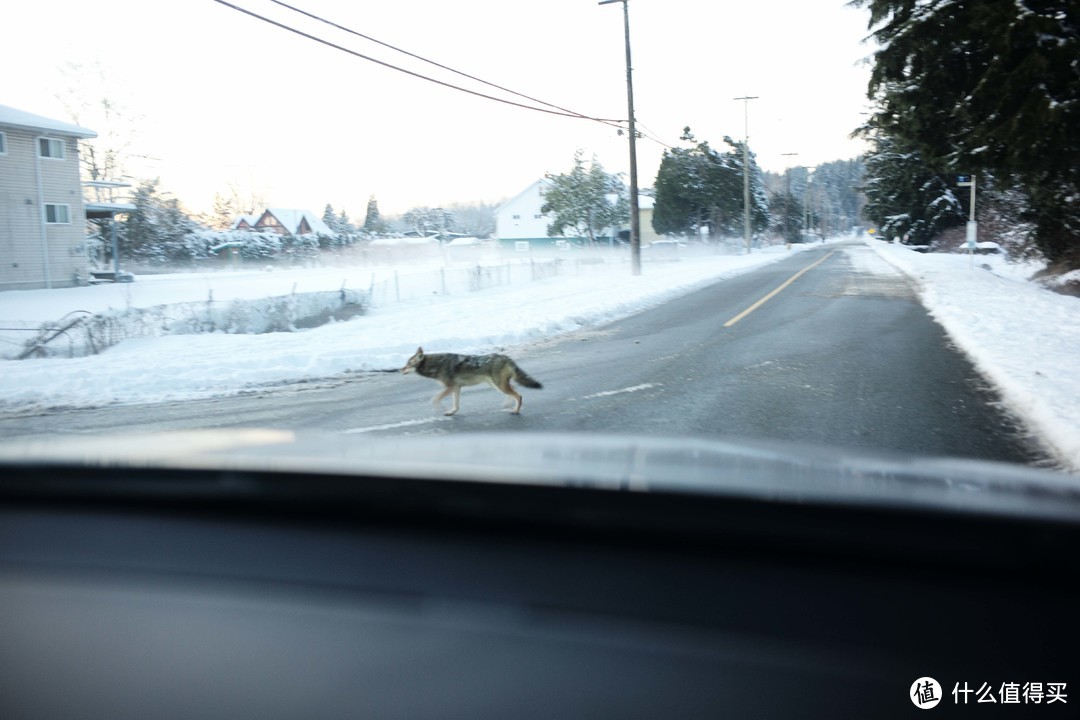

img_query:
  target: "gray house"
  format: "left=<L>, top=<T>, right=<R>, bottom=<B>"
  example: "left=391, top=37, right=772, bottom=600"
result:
left=0, top=104, right=97, bottom=290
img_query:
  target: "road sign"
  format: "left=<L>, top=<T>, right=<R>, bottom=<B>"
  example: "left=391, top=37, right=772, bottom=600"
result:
left=957, top=175, right=973, bottom=186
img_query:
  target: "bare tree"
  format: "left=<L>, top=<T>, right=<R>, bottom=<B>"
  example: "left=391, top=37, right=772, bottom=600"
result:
left=58, top=60, right=140, bottom=190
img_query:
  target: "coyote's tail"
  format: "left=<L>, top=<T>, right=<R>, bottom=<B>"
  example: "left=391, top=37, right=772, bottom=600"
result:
left=514, top=364, right=543, bottom=389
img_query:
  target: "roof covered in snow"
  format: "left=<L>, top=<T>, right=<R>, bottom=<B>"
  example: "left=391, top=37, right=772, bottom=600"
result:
left=0, top=104, right=97, bottom=138
left=262, top=208, right=335, bottom=237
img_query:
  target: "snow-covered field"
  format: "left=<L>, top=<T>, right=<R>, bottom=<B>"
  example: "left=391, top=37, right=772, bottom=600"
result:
left=1, top=238, right=1077, bottom=472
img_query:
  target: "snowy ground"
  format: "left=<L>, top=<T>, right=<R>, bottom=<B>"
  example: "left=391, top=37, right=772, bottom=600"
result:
left=0, top=237, right=1077, bottom=472
left=866, top=241, right=1080, bottom=472
left=0, top=242, right=808, bottom=408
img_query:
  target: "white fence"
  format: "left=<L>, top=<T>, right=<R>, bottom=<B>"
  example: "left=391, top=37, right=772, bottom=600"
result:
left=364, top=256, right=624, bottom=307
left=1, top=250, right=640, bottom=359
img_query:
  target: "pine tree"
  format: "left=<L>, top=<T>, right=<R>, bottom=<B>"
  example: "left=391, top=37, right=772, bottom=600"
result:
left=362, top=195, right=384, bottom=234
left=653, top=129, right=727, bottom=238
left=322, top=204, right=340, bottom=234
left=337, top=209, right=352, bottom=235
left=652, top=128, right=767, bottom=240
left=851, top=0, right=1080, bottom=267
left=122, top=178, right=201, bottom=265
left=808, top=159, right=866, bottom=235
left=769, top=190, right=804, bottom=243
left=861, top=129, right=964, bottom=244
left=723, top=136, right=770, bottom=238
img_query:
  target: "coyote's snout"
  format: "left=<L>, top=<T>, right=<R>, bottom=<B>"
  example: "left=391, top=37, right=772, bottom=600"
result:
left=401, top=347, right=543, bottom=416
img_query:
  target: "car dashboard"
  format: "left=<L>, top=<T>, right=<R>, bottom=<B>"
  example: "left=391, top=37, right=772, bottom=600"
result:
left=1, top=432, right=1078, bottom=719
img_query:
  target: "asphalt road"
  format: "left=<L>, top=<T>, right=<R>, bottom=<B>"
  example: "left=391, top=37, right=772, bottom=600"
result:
left=0, top=243, right=1041, bottom=465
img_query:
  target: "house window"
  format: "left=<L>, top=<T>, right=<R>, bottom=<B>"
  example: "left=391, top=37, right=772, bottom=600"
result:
left=38, top=137, right=64, bottom=159
left=512, top=214, right=520, bottom=220
left=534, top=214, right=543, bottom=219
left=0, top=132, right=6, bottom=155
left=44, top=204, right=70, bottom=224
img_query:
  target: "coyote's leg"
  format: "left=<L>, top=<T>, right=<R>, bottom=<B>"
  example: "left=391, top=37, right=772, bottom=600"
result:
left=445, top=386, right=463, bottom=416
left=496, top=378, right=523, bottom=414
left=431, top=386, right=453, bottom=412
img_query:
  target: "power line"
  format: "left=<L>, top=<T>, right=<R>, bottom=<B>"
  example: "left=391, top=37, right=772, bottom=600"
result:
left=633, top=121, right=675, bottom=150
left=267, top=0, right=614, bottom=125
left=211, top=0, right=623, bottom=124
left=212, top=0, right=675, bottom=155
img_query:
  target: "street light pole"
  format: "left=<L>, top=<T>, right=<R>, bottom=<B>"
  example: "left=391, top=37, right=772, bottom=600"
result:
left=600, top=0, right=640, bottom=276
left=734, top=96, right=758, bottom=254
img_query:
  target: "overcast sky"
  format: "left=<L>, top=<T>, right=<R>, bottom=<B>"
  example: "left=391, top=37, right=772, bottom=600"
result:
left=5, top=0, right=876, bottom=217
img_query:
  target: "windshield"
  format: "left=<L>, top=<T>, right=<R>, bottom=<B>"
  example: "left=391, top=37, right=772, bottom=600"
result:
left=4, top=4, right=1080, bottom=718
left=1, top=0, right=1077, bottom=481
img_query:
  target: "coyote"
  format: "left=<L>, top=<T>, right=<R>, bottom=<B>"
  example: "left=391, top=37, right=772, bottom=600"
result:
left=401, top=347, right=543, bottom=416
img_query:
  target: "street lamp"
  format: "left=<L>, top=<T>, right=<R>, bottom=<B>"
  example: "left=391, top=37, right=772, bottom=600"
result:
left=734, top=96, right=758, bottom=254
left=600, top=0, right=641, bottom=276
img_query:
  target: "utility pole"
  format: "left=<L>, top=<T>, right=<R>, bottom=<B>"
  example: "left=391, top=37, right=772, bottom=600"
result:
left=803, top=166, right=816, bottom=241
left=734, top=96, right=758, bottom=254
left=600, top=0, right=641, bottom=276
left=781, top=153, right=798, bottom=243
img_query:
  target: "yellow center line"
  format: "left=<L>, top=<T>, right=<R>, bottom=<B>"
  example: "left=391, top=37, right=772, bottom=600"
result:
left=723, top=250, right=838, bottom=328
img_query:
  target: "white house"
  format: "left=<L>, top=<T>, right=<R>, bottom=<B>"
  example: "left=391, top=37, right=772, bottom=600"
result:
left=0, top=104, right=97, bottom=290
left=495, top=179, right=661, bottom=250
left=494, top=180, right=555, bottom=248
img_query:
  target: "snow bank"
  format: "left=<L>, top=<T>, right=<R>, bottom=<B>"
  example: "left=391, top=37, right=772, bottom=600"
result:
left=11, top=289, right=366, bottom=359
left=868, top=241, right=1080, bottom=471
left=3, top=238, right=1077, bottom=473
left=0, top=245, right=808, bottom=412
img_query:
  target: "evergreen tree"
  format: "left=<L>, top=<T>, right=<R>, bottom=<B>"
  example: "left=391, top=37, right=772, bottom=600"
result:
left=769, top=190, right=805, bottom=243
left=322, top=204, right=343, bottom=234
left=808, top=159, right=866, bottom=234
left=861, top=129, right=965, bottom=244
left=851, top=0, right=1080, bottom=267
left=724, top=136, right=770, bottom=238
left=652, top=128, right=767, bottom=240
left=652, top=129, right=728, bottom=238
left=540, top=151, right=628, bottom=245
left=322, top=204, right=336, bottom=230
left=337, top=209, right=352, bottom=235
left=362, top=195, right=385, bottom=234
left=123, top=178, right=202, bottom=265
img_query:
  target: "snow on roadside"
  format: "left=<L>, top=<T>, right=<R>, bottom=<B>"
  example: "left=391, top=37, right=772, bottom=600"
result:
left=867, top=241, right=1080, bottom=472
left=3, top=238, right=1076, bottom=473
left=0, top=245, right=815, bottom=413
